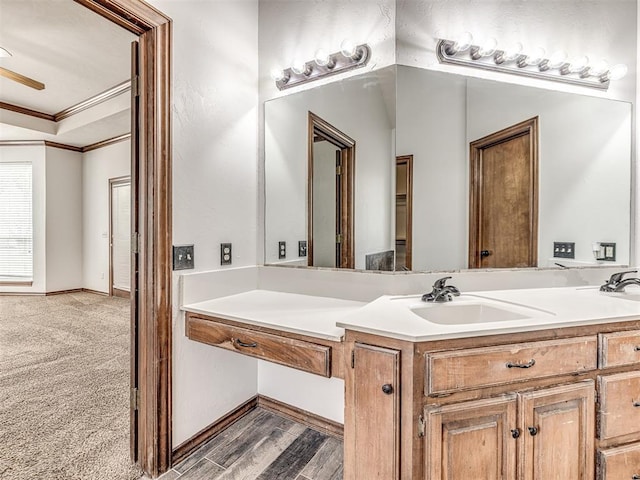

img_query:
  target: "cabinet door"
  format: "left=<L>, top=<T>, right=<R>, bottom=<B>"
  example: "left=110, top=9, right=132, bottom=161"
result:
left=425, top=395, right=517, bottom=480
left=519, top=381, right=595, bottom=480
left=352, top=343, right=400, bottom=479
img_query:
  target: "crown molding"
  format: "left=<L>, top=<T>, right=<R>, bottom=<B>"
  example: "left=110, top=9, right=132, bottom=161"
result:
left=0, top=133, right=130, bottom=153
left=0, top=80, right=130, bottom=123
left=82, top=133, right=131, bottom=152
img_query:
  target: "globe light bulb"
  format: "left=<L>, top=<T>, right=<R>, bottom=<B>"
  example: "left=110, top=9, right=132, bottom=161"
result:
left=478, top=37, right=497, bottom=57
left=270, top=67, right=286, bottom=82
left=501, top=42, right=523, bottom=62
left=588, top=59, right=609, bottom=76
left=608, top=63, right=628, bottom=81
left=314, top=49, right=334, bottom=68
left=524, top=47, right=546, bottom=66
left=547, top=50, right=567, bottom=69
left=291, top=60, right=311, bottom=76
left=568, top=55, right=589, bottom=73
left=340, top=39, right=357, bottom=58
left=454, top=31, right=473, bottom=53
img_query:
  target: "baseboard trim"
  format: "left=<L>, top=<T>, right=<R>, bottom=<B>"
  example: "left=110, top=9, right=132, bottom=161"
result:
left=112, top=287, right=130, bottom=299
left=171, top=396, right=258, bottom=465
left=45, top=289, right=83, bottom=296
left=170, top=395, right=344, bottom=467
left=257, top=395, right=344, bottom=439
left=82, top=288, right=109, bottom=296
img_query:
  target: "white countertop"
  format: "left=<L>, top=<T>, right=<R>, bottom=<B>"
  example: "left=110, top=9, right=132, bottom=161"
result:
left=182, top=289, right=366, bottom=341
left=336, top=286, right=640, bottom=342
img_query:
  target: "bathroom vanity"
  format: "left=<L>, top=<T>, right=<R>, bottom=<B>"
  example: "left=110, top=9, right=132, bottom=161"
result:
left=182, top=284, right=640, bottom=479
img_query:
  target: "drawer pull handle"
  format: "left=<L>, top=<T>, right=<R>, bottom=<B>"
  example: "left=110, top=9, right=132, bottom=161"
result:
left=635, top=346, right=640, bottom=351
left=632, top=475, right=640, bottom=480
left=236, top=339, right=257, bottom=348
left=510, top=428, right=521, bottom=439
left=382, top=384, right=394, bottom=395
left=528, top=426, right=538, bottom=436
left=506, top=359, right=536, bottom=369
left=633, top=401, right=640, bottom=407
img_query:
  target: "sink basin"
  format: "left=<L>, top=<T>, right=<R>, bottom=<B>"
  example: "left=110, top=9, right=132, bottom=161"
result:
left=410, top=302, right=533, bottom=325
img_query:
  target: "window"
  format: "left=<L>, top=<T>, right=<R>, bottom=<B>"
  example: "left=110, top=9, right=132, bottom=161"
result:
left=0, top=162, right=32, bottom=281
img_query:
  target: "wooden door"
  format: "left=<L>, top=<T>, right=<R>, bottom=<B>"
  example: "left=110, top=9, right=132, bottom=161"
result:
left=424, top=395, right=517, bottom=480
left=351, top=343, right=400, bottom=479
left=469, top=117, right=538, bottom=268
left=110, top=177, right=131, bottom=298
left=518, top=381, right=595, bottom=480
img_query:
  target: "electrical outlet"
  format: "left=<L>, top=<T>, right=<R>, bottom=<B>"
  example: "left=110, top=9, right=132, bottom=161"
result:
left=278, top=241, right=286, bottom=259
left=173, top=245, right=194, bottom=270
left=553, top=242, right=575, bottom=259
left=220, top=243, right=232, bottom=265
left=298, top=240, right=307, bottom=257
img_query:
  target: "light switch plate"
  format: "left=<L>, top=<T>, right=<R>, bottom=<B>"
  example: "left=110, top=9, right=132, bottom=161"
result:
left=173, top=245, right=194, bottom=270
left=298, top=240, right=307, bottom=257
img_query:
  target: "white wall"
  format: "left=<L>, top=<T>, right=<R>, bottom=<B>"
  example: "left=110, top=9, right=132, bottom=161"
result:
left=45, top=147, right=83, bottom=292
left=264, top=69, right=395, bottom=268
left=0, top=145, right=46, bottom=293
left=396, top=67, right=468, bottom=270
left=82, top=140, right=131, bottom=293
left=148, top=0, right=261, bottom=448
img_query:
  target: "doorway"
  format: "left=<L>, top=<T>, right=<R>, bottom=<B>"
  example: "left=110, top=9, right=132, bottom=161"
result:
left=110, top=176, right=131, bottom=298
left=395, top=155, right=413, bottom=271
left=307, top=112, right=355, bottom=269
left=76, top=1, right=172, bottom=476
left=468, top=117, right=539, bottom=268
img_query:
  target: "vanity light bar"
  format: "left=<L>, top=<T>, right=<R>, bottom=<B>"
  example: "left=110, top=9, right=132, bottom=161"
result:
left=436, top=38, right=626, bottom=91
left=274, top=43, right=371, bottom=90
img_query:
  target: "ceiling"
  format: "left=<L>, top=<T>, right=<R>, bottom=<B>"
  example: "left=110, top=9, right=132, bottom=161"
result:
left=0, top=0, right=135, bottom=147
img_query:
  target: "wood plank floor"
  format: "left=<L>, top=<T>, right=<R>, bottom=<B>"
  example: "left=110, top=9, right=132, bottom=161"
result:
left=161, top=408, right=343, bottom=480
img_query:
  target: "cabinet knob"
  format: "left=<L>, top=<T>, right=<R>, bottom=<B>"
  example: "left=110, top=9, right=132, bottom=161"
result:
left=633, top=401, right=640, bottom=408
left=381, top=384, right=393, bottom=395
left=528, top=426, right=538, bottom=436
left=510, top=428, right=521, bottom=439
left=635, top=346, right=640, bottom=352
left=632, top=475, right=640, bottom=480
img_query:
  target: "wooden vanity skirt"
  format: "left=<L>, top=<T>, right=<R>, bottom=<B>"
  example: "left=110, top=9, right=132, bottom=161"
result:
left=186, top=313, right=333, bottom=377
left=425, top=336, right=598, bottom=395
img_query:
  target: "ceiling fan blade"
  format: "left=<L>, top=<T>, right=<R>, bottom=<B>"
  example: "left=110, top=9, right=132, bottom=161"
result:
left=0, top=66, right=45, bottom=90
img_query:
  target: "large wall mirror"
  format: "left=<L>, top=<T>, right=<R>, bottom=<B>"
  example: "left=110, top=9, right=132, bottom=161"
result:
left=264, top=65, right=632, bottom=272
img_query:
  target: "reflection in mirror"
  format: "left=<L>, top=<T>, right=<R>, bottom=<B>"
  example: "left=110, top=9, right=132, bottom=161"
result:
left=265, top=65, right=631, bottom=272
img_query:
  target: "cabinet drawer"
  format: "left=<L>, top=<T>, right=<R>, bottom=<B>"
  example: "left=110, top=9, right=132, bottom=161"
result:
left=598, top=443, right=640, bottom=480
left=186, top=315, right=331, bottom=377
left=598, top=371, right=640, bottom=440
left=599, top=330, right=640, bottom=368
left=426, top=336, right=598, bottom=395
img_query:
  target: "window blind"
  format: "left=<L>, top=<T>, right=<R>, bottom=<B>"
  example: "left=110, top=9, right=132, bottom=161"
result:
left=0, top=162, right=33, bottom=280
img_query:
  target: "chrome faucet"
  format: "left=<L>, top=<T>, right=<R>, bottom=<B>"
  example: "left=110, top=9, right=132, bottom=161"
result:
left=422, top=276, right=460, bottom=302
left=600, top=270, right=639, bottom=292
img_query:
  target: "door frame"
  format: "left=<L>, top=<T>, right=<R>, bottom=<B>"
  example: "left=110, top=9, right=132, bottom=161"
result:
left=109, top=176, right=131, bottom=298
left=395, top=155, right=413, bottom=271
left=75, top=0, right=172, bottom=476
left=468, top=116, right=539, bottom=268
left=307, top=111, right=355, bottom=268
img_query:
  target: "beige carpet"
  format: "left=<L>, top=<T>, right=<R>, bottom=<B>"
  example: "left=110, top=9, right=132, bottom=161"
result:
left=0, top=292, right=143, bottom=480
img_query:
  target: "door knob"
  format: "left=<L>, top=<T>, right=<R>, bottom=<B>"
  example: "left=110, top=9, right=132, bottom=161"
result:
left=381, top=384, right=393, bottom=395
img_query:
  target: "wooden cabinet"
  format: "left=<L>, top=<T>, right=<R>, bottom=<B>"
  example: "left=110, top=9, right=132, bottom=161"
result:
left=597, top=443, right=640, bottom=479
left=424, top=395, right=517, bottom=480
left=424, top=382, right=594, bottom=480
left=598, top=370, right=640, bottom=441
left=519, top=382, right=595, bottom=480
left=598, top=330, right=640, bottom=368
left=350, top=343, right=400, bottom=480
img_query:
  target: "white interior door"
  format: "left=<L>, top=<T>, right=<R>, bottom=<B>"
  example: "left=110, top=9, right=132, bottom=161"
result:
left=111, top=180, right=131, bottom=293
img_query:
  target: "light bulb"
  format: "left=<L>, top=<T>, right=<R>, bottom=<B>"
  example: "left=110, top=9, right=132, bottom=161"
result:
left=0, top=47, right=12, bottom=58
left=608, top=63, right=628, bottom=80
left=588, top=59, right=608, bottom=76
left=568, top=55, right=589, bottom=73
left=452, top=31, right=473, bottom=53
left=523, top=47, right=546, bottom=66
left=477, top=37, right=497, bottom=57
left=547, top=50, right=567, bottom=69
left=291, top=60, right=311, bottom=76
left=340, top=39, right=357, bottom=58
left=314, top=49, right=334, bottom=68
left=270, top=67, right=287, bottom=82
left=500, top=42, right=523, bottom=62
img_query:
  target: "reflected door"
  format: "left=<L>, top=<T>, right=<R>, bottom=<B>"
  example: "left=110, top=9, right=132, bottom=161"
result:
left=110, top=177, right=131, bottom=298
left=395, top=155, right=412, bottom=271
left=308, top=112, right=355, bottom=269
left=469, top=117, right=538, bottom=268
